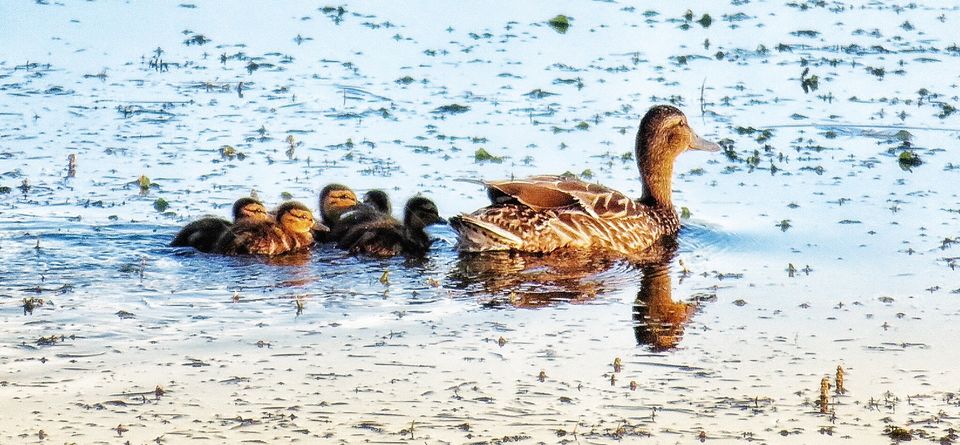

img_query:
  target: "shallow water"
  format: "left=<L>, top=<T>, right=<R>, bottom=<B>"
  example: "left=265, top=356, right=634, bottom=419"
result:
left=2, top=1, right=960, bottom=443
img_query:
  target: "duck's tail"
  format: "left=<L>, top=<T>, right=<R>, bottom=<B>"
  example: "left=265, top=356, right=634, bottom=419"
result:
left=449, top=214, right=522, bottom=252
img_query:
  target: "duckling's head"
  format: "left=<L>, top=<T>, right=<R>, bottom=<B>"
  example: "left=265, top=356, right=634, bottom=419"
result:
left=319, top=184, right=358, bottom=224
left=232, top=197, right=269, bottom=223
left=403, top=196, right=446, bottom=229
left=635, top=105, right=719, bottom=205
left=363, top=189, right=392, bottom=214
left=276, top=201, right=317, bottom=234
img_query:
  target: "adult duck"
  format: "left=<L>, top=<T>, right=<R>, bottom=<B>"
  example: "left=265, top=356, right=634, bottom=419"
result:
left=450, top=105, right=719, bottom=255
left=170, top=197, right=269, bottom=252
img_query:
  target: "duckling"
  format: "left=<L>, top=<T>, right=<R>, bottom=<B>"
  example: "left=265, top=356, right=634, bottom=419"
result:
left=215, top=201, right=321, bottom=256
left=336, top=196, right=445, bottom=257
left=318, top=183, right=358, bottom=227
left=170, top=197, right=269, bottom=252
left=315, top=184, right=359, bottom=242
left=327, top=189, right=393, bottom=242
left=362, top=189, right=392, bottom=214
left=450, top=105, right=719, bottom=255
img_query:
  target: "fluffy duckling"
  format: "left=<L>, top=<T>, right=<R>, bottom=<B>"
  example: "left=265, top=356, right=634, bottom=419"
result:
left=362, top=189, right=391, bottom=214
left=170, top=197, right=269, bottom=252
left=315, top=184, right=359, bottom=242
left=336, top=196, right=445, bottom=257
left=451, top=105, right=719, bottom=255
left=216, top=201, right=321, bottom=256
left=318, top=184, right=358, bottom=227
left=327, top=189, right=393, bottom=242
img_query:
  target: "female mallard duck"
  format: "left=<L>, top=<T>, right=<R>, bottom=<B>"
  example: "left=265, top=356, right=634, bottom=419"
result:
left=170, top=197, right=269, bottom=252
left=450, top=105, right=719, bottom=255
left=336, top=196, right=445, bottom=257
left=216, top=201, right=322, bottom=256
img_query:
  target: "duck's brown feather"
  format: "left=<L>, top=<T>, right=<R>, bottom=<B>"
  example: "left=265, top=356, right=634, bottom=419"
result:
left=452, top=192, right=677, bottom=255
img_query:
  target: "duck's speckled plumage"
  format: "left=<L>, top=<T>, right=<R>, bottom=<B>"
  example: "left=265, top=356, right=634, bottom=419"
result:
left=451, top=105, right=718, bottom=255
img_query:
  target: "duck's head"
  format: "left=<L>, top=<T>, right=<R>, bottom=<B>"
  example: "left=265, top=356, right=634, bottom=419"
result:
left=403, top=196, right=446, bottom=229
left=319, top=183, right=358, bottom=224
left=637, top=105, right=720, bottom=160
left=363, top=189, right=392, bottom=214
left=276, top=201, right=319, bottom=234
left=232, top=197, right=270, bottom=223
left=635, top=105, right=719, bottom=205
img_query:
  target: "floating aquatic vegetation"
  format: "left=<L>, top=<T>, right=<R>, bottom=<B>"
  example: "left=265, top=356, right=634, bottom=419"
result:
left=898, top=151, right=921, bottom=170
left=137, top=175, right=152, bottom=194
left=22, top=297, right=45, bottom=315
left=153, top=198, right=170, bottom=212
left=431, top=104, right=470, bottom=115
left=547, top=15, right=570, bottom=34
left=183, top=33, right=210, bottom=46
left=524, top=88, right=557, bottom=99
left=800, top=68, right=819, bottom=93
left=883, top=425, right=912, bottom=441
left=474, top=148, right=503, bottom=163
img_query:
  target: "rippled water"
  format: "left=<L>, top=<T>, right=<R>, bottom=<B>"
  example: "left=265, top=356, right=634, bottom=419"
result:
left=2, top=1, right=960, bottom=443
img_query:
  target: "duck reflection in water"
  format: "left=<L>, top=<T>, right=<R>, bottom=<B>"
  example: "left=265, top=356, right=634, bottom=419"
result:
left=631, top=253, right=696, bottom=351
left=450, top=237, right=698, bottom=350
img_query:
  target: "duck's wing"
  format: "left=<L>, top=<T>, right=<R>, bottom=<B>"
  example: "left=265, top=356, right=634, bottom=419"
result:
left=484, top=175, right=640, bottom=218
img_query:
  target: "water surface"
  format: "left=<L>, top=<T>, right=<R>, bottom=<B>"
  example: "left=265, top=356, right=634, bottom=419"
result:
left=2, top=1, right=960, bottom=443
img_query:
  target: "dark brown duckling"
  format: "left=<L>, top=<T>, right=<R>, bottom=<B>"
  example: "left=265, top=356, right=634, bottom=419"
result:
left=362, top=189, right=391, bottom=214
left=171, top=197, right=269, bottom=252
left=216, top=201, right=322, bottom=256
left=327, top=189, right=393, bottom=242
left=336, top=196, right=445, bottom=257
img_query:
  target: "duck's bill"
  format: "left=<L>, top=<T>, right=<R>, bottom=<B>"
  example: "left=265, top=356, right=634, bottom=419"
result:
left=690, top=131, right=721, bottom=152
left=312, top=221, right=330, bottom=233
left=434, top=216, right=449, bottom=225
